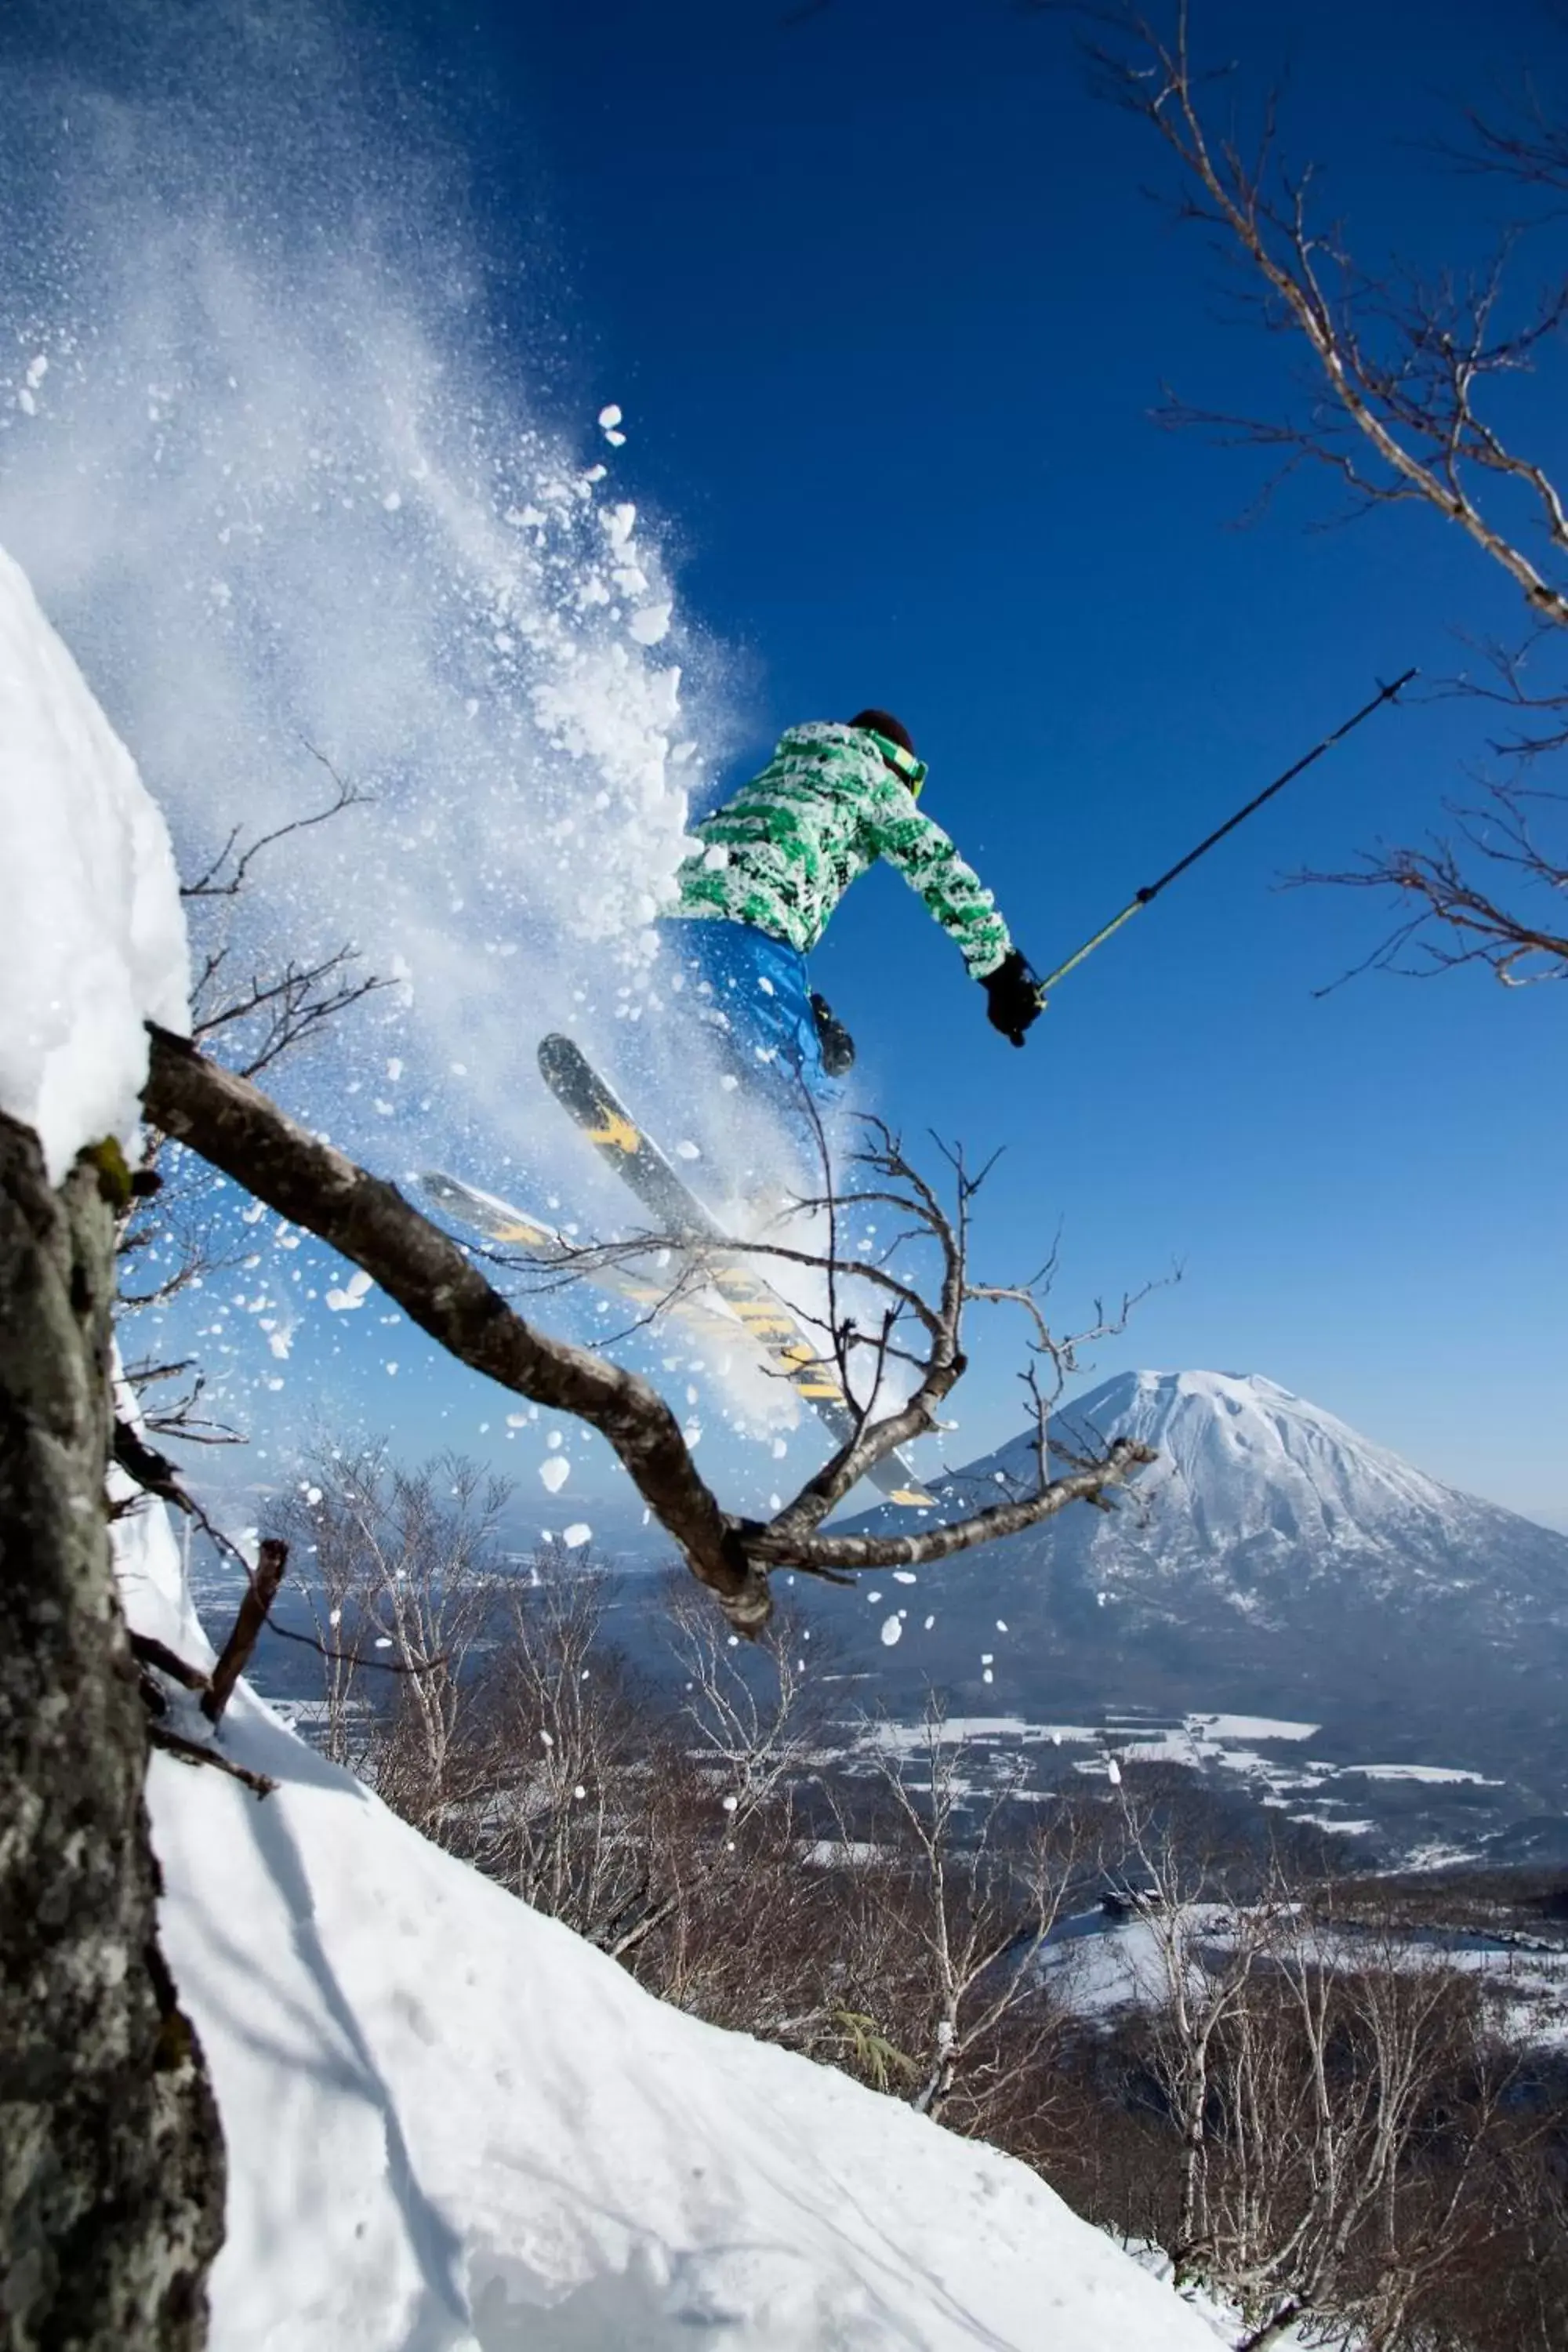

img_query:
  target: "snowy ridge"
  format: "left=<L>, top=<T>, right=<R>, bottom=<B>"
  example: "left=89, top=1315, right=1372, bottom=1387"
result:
left=947, top=1369, right=1568, bottom=1606
left=115, top=1494, right=1218, bottom=2352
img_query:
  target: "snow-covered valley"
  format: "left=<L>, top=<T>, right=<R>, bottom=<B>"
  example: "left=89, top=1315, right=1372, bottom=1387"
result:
left=208, top=1363, right=1568, bottom=1867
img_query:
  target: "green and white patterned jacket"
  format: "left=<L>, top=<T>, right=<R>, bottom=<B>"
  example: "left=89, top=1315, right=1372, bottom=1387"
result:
left=671, top=722, right=1014, bottom=978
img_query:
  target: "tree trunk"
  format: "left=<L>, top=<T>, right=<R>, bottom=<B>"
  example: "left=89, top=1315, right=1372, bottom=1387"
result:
left=0, top=1115, right=225, bottom=2350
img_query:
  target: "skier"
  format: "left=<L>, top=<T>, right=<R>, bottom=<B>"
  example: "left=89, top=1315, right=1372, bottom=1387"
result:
left=662, top=710, right=1042, bottom=1138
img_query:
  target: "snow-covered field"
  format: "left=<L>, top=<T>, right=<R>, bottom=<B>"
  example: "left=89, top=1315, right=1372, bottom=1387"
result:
left=1030, top=1896, right=1568, bottom=2046
left=852, top=1706, right=1513, bottom=1853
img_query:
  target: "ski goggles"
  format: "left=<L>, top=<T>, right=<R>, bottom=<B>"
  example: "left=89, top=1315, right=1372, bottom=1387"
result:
left=879, top=737, right=928, bottom=797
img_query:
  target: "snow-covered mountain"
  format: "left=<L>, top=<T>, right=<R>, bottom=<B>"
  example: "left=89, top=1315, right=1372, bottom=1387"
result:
left=965, top=1369, right=1568, bottom=1617
left=826, top=1371, right=1568, bottom=1820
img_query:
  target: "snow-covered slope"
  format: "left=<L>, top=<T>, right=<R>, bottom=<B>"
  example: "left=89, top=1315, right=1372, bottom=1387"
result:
left=116, top=1494, right=1218, bottom=2352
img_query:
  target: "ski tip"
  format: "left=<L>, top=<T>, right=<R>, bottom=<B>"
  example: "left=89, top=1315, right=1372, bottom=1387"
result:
left=887, top=1487, right=935, bottom=1509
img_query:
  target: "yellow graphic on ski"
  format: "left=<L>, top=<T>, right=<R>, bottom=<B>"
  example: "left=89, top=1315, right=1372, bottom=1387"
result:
left=419, top=1171, right=739, bottom=1348
left=536, top=1033, right=932, bottom=1508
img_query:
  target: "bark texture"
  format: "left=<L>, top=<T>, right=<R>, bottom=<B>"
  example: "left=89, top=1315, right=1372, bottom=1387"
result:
left=0, top=1114, right=224, bottom=2350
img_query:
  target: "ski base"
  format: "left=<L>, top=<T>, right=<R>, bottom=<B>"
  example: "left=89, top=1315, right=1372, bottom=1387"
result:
left=419, top=1171, right=737, bottom=1348
left=536, top=1033, right=934, bottom=1509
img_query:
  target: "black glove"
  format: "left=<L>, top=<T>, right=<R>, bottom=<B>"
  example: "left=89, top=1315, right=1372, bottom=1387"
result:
left=981, top=951, right=1044, bottom=1048
left=810, top=992, right=857, bottom=1079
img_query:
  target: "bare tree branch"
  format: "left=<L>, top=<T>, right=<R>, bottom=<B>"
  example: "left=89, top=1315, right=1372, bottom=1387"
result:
left=180, top=755, right=370, bottom=899
left=129, top=1632, right=210, bottom=1693
left=1065, top=2, right=1568, bottom=987
left=750, top=1439, right=1156, bottom=1573
left=140, top=1022, right=769, bottom=1628
left=119, top=1357, right=246, bottom=1449
left=202, top=1537, right=289, bottom=1726
left=1073, top=2, right=1568, bottom=621
left=188, top=942, right=387, bottom=1079
left=1453, top=64, right=1568, bottom=202
left=140, top=1025, right=1158, bottom=1617
left=147, top=1723, right=277, bottom=1799
left=119, top=762, right=386, bottom=1327
left=1296, top=789, right=1568, bottom=986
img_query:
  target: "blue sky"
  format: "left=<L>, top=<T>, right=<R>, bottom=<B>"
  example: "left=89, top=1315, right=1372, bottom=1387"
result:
left=6, top=0, right=1563, bottom=1529
left=396, top=0, right=1564, bottom=1522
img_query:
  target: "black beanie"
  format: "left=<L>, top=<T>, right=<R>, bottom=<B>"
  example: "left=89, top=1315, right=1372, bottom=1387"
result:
left=848, top=709, right=916, bottom=757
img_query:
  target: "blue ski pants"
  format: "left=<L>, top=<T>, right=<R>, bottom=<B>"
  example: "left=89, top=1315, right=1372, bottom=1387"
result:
left=656, top=916, right=842, bottom=1122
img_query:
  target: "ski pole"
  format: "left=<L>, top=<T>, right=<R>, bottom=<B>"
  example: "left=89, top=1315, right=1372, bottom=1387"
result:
left=1027, top=668, right=1418, bottom=1001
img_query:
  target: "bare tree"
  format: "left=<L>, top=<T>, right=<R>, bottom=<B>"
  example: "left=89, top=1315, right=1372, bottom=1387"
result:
left=1215, top=1925, right=1499, bottom=2351
left=664, top=1573, right=824, bottom=1824
left=851, top=1704, right=1085, bottom=2129
left=1439, top=2094, right=1568, bottom=2352
left=1091, top=1777, right=1519, bottom=2344
left=286, top=1450, right=507, bottom=1835
left=1106, top=1780, right=1283, bottom=2287
left=1069, top=2, right=1568, bottom=986
left=141, top=1025, right=1157, bottom=1632
left=287, top=1475, right=372, bottom=1773
left=463, top=1560, right=665, bottom=1948
left=118, top=766, right=382, bottom=1370
left=604, top=1581, right=835, bottom=2002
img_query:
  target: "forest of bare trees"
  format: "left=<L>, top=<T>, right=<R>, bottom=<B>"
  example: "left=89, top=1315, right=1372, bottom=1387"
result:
left=272, top=1449, right=1568, bottom=2352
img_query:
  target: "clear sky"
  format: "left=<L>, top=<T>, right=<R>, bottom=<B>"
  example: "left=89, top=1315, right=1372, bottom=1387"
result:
left=5, top=0, right=1563, bottom=1529
left=408, top=0, right=1565, bottom=1523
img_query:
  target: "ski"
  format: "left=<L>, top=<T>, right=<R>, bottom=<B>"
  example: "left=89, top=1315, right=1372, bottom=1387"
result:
left=536, top=1033, right=934, bottom=1508
left=419, top=1170, right=745, bottom=1348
